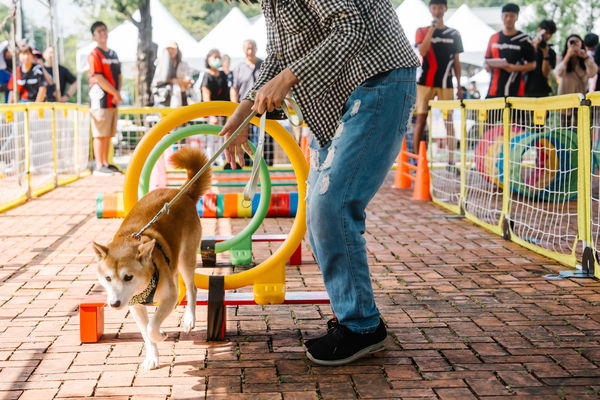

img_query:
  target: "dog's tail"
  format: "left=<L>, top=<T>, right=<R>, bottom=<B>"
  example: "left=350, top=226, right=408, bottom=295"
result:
left=169, top=147, right=212, bottom=202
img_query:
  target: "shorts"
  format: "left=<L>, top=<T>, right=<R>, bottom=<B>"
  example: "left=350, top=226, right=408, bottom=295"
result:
left=90, top=108, right=119, bottom=138
left=415, top=85, right=454, bottom=114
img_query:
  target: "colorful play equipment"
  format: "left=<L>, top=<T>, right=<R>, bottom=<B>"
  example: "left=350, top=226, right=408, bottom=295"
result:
left=474, top=125, right=523, bottom=187
left=474, top=127, right=579, bottom=200
left=393, top=138, right=430, bottom=200
left=81, top=101, right=328, bottom=342
left=96, top=191, right=299, bottom=219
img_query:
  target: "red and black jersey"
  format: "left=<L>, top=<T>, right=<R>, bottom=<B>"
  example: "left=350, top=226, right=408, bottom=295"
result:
left=8, top=65, right=46, bottom=102
left=88, top=47, right=121, bottom=109
left=485, top=31, right=535, bottom=98
left=415, top=26, right=463, bottom=88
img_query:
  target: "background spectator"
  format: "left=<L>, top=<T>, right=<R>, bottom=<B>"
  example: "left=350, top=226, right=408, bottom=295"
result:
left=413, top=0, right=463, bottom=155
left=525, top=19, right=557, bottom=97
left=485, top=3, right=536, bottom=98
left=466, top=81, right=480, bottom=99
left=43, top=47, right=77, bottom=102
left=88, top=21, right=122, bottom=176
left=222, top=54, right=233, bottom=90
left=7, top=43, right=47, bottom=103
left=201, top=48, right=229, bottom=165
left=555, top=34, right=598, bottom=95
left=584, top=33, right=600, bottom=92
left=151, top=41, right=180, bottom=107
left=231, top=39, right=270, bottom=166
left=0, top=43, right=12, bottom=103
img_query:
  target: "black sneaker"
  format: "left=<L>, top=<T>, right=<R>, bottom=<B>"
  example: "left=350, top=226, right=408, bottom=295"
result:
left=304, top=318, right=339, bottom=348
left=305, top=318, right=387, bottom=366
left=107, top=164, right=123, bottom=173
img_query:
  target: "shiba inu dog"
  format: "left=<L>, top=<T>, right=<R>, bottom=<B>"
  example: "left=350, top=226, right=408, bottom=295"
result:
left=92, top=147, right=211, bottom=369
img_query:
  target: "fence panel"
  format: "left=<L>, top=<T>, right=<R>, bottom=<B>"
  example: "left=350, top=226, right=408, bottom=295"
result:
left=27, top=104, right=56, bottom=196
left=462, top=98, right=507, bottom=235
left=54, top=105, right=78, bottom=183
left=77, top=108, right=91, bottom=174
left=0, top=106, right=28, bottom=211
left=428, top=100, right=462, bottom=213
left=504, top=95, right=581, bottom=267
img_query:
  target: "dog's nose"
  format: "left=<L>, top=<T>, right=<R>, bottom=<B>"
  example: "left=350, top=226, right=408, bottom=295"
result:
left=111, top=300, right=121, bottom=308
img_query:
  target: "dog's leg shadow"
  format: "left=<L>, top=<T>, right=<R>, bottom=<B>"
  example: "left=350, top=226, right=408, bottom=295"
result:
left=129, top=304, right=160, bottom=370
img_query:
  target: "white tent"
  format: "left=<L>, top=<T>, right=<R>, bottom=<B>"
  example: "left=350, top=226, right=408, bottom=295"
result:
left=75, top=0, right=204, bottom=77
left=447, top=4, right=495, bottom=67
left=196, top=7, right=253, bottom=66
left=395, top=0, right=431, bottom=47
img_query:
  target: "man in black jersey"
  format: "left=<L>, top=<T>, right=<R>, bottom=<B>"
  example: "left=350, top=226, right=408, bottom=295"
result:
left=485, top=3, right=536, bottom=98
left=413, top=0, right=463, bottom=156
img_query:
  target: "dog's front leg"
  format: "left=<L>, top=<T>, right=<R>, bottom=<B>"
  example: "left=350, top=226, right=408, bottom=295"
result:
left=147, top=295, right=178, bottom=343
left=129, top=304, right=160, bottom=370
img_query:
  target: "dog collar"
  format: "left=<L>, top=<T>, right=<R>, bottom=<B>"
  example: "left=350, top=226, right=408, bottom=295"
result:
left=128, top=241, right=170, bottom=306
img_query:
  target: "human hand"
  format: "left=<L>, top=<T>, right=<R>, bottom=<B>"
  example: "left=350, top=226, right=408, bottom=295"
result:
left=456, top=87, right=464, bottom=99
left=218, top=100, right=254, bottom=169
left=502, top=64, right=516, bottom=73
left=60, top=95, right=70, bottom=102
left=252, top=68, right=298, bottom=115
left=112, top=92, right=122, bottom=105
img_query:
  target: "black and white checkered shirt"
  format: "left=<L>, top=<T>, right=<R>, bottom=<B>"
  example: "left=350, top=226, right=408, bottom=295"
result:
left=244, top=0, right=420, bottom=146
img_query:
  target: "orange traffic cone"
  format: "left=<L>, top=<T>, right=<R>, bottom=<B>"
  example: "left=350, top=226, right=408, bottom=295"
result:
left=413, top=141, right=431, bottom=200
left=394, top=138, right=411, bottom=189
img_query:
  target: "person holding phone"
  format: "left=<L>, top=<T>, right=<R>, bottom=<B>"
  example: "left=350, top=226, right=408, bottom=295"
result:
left=525, top=20, right=556, bottom=97
left=413, top=0, right=463, bottom=156
left=555, top=34, right=598, bottom=95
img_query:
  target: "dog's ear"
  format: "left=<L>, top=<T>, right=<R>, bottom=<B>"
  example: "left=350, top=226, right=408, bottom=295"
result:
left=137, top=239, right=156, bottom=264
left=92, top=242, right=108, bottom=261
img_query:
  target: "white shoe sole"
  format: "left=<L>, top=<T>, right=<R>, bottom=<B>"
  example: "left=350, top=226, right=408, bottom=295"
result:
left=306, top=338, right=387, bottom=366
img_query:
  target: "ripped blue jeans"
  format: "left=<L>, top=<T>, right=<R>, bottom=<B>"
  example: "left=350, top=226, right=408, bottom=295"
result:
left=306, top=68, right=416, bottom=333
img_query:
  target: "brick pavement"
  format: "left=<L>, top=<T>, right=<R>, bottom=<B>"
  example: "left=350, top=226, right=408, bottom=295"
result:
left=1, top=173, right=600, bottom=399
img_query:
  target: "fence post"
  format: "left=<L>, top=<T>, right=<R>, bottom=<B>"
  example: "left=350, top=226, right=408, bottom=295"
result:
left=500, top=100, right=512, bottom=239
left=579, top=96, right=594, bottom=276
left=51, top=105, right=58, bottom=186
left=23, top=106, right=31, bottom=199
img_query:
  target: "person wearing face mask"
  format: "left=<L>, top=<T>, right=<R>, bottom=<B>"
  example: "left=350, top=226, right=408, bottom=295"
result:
left=201, top=49, right=230, bottom=110
left=201, top=49, right=230, bottom=165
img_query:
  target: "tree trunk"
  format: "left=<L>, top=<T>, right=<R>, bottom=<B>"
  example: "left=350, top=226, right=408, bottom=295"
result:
left=136, top=0, right=156, bottom=106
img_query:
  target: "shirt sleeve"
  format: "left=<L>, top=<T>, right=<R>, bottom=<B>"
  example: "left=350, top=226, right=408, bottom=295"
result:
left=554, top=58, right=567, bottom=77
left=415, top=28, right=425, bottom=46
left=454, top=31, right=464, bottom=54
left=522, top=39, right=536, bottom=63
left=286, top=0, right=368, bottom=101
left=485, top=37, right=493, bottom=59
left=88, top=52, right=103, bottom=76
left=63, top=66, right=77, bottom=85
left=550, top=49, right=557, bottom=69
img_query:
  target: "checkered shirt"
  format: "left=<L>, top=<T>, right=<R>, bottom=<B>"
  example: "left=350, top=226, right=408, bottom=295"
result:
left=244, top=0, right=420, bottom=146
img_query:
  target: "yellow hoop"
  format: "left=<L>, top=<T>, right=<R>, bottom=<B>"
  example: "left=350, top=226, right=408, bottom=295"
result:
left=122, top=101, right=308, bottom=303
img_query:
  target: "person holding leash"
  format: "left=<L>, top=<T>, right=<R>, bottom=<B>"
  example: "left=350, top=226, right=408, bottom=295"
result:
left=219, top=0, right=420, bottom=366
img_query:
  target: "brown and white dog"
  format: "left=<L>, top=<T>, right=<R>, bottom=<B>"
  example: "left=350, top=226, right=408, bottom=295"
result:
left=92, top=147, right=211, bottom=369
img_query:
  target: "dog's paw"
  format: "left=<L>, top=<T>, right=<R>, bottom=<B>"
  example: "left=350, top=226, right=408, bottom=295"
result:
left=183, top=311, right=195, bottom=334
left=148, top=326, right=168, bottom=342
left=141, top=355, right=159, bottom=370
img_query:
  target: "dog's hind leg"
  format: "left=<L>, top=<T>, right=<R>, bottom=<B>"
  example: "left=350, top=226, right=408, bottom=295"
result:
left=129, top=304, right=160, bottom=370
left=179, top=235, right=199, bottom=334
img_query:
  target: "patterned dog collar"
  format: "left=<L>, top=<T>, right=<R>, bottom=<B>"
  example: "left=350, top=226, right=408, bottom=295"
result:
left=128, top=241, right=170, bottom=306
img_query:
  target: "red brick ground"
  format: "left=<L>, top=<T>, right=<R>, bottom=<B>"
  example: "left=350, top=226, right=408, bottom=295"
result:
left=1, top=173, right=600, bottom=399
